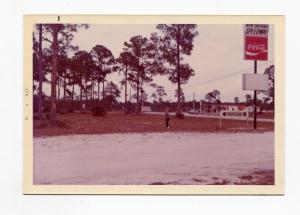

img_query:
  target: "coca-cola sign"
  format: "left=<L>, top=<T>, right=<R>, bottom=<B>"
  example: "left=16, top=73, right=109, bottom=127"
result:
left=244, top=24, right=269, bottom=61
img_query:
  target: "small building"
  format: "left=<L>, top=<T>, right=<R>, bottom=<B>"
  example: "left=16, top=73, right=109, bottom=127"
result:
left=199, top=101, right=258, bottom=113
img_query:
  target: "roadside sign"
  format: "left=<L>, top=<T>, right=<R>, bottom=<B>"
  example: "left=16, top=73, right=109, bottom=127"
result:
left=244, top=24, right=269, bottom=129
left=244, top=24, right=269, bottom=61
left=242, top=73, right=268, bottom=91
left=219, top=110, right=249, bottom=128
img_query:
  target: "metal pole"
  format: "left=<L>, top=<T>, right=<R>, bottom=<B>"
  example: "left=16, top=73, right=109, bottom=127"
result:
left=246, top=111, right=249, bottom=129
left=193, top=92, right=195, bottom=111
left=254, top=60, right=257, bottom=129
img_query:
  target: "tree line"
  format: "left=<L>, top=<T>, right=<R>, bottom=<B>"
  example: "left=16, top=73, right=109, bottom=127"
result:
left=33, top=24, right=199, bottom=124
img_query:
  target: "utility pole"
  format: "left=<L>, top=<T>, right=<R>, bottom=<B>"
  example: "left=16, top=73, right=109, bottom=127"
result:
left=253, top=60, right=257, bottom=129
left=193, top=92, right=195, bottom=111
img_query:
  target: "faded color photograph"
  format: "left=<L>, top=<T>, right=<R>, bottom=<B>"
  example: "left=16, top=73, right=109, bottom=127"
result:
left=32, top=24, right=275, bottom=185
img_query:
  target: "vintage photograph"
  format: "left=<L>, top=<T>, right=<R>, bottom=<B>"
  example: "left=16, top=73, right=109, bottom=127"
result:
left=24, top=16, right=284, bottom=193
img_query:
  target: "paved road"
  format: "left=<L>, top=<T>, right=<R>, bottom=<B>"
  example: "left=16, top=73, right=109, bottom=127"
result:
left=146, top=112, right=274, bottom=122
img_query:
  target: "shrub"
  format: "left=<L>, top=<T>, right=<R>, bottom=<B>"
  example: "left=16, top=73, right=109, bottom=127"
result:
left=67, top=108, right=74, bottom=113
left=91, top=106, right=107, bottom=117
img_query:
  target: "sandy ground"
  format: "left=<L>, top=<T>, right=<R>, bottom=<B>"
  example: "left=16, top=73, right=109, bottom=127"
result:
left=33, top=132, right=274, bottom=185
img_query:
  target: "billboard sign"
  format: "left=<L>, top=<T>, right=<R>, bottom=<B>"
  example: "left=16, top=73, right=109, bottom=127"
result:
left=242, top=73, right=269, bottom=91
left=244, top=24, right=269, bottom=61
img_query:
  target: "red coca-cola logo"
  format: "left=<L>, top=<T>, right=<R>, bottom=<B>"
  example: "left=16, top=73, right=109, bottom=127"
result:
left=247, top=43, right=266, bottom=52
left=244, top=36, right=268, bottom=60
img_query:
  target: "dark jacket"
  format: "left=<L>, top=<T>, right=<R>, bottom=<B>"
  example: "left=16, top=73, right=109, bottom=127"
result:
left=165, top=111, right=170, bottom=119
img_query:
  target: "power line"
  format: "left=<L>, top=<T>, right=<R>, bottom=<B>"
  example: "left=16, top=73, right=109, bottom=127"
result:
left=184, top=61, right=274, bottom=89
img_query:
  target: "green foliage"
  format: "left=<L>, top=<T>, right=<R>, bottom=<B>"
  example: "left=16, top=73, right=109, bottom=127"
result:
left=124, top=35, right=154, bottom=87
left=153, top=24, right=199, bottom=114
left=154, top=24, right=199, bottom=84
left=234, top=96, right=240, bottom=104
left=245, top=94, right=252, bottom=104
left=264, top=65, right=275, bottom=104
left=175, top=88, right=185, bottom=103
left=91, top=44, right=115, bottom=83
left=205, top=90, right=221, bottom=103
left=100, top=95, right=118, bottom=111
left=105, top=81, right=121, bottom=98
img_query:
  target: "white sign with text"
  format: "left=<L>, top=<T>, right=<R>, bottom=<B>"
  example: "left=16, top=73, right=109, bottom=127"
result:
left=219, top=110, right=249, bottom=128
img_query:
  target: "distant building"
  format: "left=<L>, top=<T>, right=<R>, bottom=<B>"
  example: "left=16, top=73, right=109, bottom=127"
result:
left=199, top=101, right=260, bottom=113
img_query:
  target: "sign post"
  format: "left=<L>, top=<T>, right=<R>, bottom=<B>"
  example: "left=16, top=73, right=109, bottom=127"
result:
left=193, top=92, right=195, bottom=111
left=244, top=24, right=269, bottom=129
left=254, top=60, right=257, bottom=129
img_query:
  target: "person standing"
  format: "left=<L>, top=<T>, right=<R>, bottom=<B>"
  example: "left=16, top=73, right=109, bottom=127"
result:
left=165, top=107, right=170, bottom=128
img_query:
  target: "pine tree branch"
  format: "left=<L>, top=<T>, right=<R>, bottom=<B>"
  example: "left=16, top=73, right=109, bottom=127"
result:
left=42, top=36, right=53, bottom=44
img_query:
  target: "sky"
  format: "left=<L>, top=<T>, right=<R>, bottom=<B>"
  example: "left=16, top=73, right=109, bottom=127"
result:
left=42, top=24, right=274, bottom=102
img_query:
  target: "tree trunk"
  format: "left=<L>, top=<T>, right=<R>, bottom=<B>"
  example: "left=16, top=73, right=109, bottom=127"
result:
left=91, top=79, right=94, bottom=101
left=90, top=73, right=93, bottom=101
left=80, top=76, right=83, bottom=110
left=80, top=86, right=82, bottom=105
left=124, top=65, right=128, bottom=111
left=38, top=24, right=43, bottom=120
left=72, top=83, right=74, bottom=101
left=57, top=78, right=60, bottom=100
left=85, top=78, right=88, bottom=102
left=50, top=25, right=60, bottom=124
left=136, top=70, right=140, bottom=112
left=102, top=79, right=105, bottom=99
left=63, top=77, right=66, bottom=100
left=176, top=33, right=181, bottom=115
left=97, top=81, right=100, bottom=101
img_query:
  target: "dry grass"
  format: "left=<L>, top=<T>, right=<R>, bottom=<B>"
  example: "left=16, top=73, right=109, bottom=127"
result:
left=33, top=112, right=274, bottom=137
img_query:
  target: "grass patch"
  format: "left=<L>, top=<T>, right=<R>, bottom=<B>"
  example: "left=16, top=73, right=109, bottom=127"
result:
left=33, top=112, right=274, bottom=137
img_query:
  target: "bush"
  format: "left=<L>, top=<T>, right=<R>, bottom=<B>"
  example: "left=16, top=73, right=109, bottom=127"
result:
left=67, top=108, right=74, bottom=113
left=91, top=106, right=107, bottom=117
